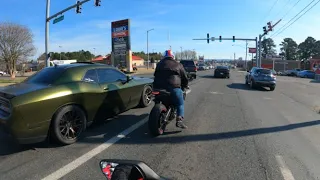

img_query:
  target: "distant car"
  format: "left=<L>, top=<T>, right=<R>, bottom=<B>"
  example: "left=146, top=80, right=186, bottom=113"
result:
left=0, top=63, right=153, bottom=145
left=179, top=60, right=197, bottom=79
left=297, top=70, right=316, bottom=78
left=198, top=64, right=206, bottom=70
left=286, top=68, right=301, bottom=76
left=214, top=66, right=230, bottom=78
left=0, top=71, right=6, bottom=76
left=245, top=67, right=276, bottom=91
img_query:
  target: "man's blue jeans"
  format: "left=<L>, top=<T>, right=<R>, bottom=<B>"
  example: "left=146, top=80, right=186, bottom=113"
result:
left=167, top=87, right=184, bottom=118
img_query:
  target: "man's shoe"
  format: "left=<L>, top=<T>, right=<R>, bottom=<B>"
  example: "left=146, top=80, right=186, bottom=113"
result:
left=176, top=120, right=188, bottom=129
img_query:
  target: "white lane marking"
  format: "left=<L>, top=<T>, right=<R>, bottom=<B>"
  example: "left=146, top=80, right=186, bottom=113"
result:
left=43, top=90, right=191, bottom=180
left=209, top=91, right=224, bottom=95
left=276, top=155, right=295, bottom=180
left=263, top=97, right=272, bottom=100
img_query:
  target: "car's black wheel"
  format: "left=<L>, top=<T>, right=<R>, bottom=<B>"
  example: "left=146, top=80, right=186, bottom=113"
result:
left=148, top=104, right=167, bottom=136
left=139, top=85, right=153, bottom=107
left=270, top=86, right=275, bottom=91
left=51, top=105, right=87, bottom=145
left=250, top=79, right=255, bottom=89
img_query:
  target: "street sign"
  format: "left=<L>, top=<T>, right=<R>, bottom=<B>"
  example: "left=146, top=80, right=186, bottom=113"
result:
left=53, top=15, right=64, bottom=24
left=249, top=48, right=256, bottom=53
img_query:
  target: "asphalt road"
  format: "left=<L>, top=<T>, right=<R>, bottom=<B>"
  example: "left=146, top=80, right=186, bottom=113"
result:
left=1, top=70, right=320, bottom=180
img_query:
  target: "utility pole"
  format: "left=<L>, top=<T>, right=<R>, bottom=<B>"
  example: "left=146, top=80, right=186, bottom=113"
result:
left=45, top=0, right=100, bottom=67
left=45, top=0, right=51, bottom=67
left=258, top=35, right=262, bottom=67
left=234, top=53, right=236, bottom=61
left=147, top=28, right=154, bottom=69
left=245, top=40, right=248, bottom=69
left=59, top=45, right=62, bottom=60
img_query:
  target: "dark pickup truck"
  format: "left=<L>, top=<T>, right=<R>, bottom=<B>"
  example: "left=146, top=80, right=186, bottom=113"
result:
left=180, top=60, right=197, bottom=79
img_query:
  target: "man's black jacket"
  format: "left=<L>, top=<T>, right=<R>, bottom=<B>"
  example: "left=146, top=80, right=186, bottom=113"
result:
left=153, top=58, right=188, bottom=89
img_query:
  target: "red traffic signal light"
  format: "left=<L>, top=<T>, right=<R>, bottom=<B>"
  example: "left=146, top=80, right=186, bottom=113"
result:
left=267, top=22, right=272, bottom=31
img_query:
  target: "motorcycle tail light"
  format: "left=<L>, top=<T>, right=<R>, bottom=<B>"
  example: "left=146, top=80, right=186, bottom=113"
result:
left=152, top=91, right=160, bottom=95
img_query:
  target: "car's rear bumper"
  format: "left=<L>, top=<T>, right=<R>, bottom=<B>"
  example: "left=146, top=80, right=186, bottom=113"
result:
left=0, top=116, right=48, bottom=144
left=214, top=72, right=229, bottom=77
left=255, top=80, right=276, bottom=87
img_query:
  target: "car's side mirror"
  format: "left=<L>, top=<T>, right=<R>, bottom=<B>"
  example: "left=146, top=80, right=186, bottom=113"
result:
left=99, top=159, right=162, bottom=180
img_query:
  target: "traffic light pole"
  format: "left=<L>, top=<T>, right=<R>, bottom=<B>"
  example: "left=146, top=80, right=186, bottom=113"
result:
left=257, top=19, right=282, bottom=68
left=258, top=34, right=263, bottom=68
left=45, top=0, right=92, bottom=67
left=193, top=36, right=258, bottom=69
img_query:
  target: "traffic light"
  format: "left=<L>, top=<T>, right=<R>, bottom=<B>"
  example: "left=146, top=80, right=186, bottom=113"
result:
left=207, top=33, right=210, bottom=44
left=219, top=36, right=222, bottom=42
left=263, top=26, right=267, bottom=34
left=232, top=36, right=235, bottom=42
left=267, top=22, right=272, bottom=31
left=95, top=0, right=101, bottom=6
left=76, top=1, right=82, bottom=13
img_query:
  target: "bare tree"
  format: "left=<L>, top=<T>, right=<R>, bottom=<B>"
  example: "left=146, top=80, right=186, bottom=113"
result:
left=0, top=22, right=35, bottom=78
left=176, top=50, right=198, bottom=60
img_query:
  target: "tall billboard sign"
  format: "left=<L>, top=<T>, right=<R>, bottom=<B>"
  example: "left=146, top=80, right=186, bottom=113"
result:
left=111, top=19, right=131, bottom=68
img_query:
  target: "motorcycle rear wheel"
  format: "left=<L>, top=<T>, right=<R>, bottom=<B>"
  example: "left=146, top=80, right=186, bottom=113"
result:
left=148, top=103, right=167, bottom=136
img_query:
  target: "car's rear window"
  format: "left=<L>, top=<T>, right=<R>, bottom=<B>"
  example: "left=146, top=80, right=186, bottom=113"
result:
left=180, top=61, right=195, bottom=67
left=256, top=69, right=272, bottom=74
left=216, top=66, right=228, bottom=69
left=23, top=68, right=65, bottom=84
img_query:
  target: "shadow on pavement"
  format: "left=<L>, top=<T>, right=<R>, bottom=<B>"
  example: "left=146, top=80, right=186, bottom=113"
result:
left=0, top=113, right=149, bottom=156
left=163, top=130, right=182, bottom=135
left=200, top=75, right=217, bottom=79
left=227, top=83, right=268, bottom=91
left=76, top=118, right=320, bottom=146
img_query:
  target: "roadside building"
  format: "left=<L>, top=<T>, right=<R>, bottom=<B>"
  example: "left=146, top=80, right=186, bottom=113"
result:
left=92, top=54, right=144, bottom=66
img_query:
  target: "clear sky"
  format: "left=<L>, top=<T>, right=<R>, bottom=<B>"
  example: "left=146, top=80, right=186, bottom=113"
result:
left=1, top=0, right=320, bottom=60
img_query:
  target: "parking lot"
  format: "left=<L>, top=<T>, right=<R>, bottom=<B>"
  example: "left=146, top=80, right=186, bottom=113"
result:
left=1, top=69, right=320, bottom=180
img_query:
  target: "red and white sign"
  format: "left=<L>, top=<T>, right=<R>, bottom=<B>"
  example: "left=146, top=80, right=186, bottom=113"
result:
left=112, top=30, right=129, bottom=38
left=248, top=48, right=256, bottom=53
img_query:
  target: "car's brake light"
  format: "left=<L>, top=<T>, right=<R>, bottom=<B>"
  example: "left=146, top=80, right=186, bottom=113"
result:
left=152, top=91, right=160, bottom=95
left=195, top=67, right=197, bottom=71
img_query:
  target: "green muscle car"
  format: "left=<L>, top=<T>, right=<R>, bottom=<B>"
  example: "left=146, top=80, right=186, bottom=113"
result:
left=0, top=62, right=153, bottom=145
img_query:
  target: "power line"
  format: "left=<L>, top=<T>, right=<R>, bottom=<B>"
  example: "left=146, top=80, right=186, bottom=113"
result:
left=272, top=0, right=320, bottom=38
left=274, top=0, right=292, bottom=19
left=269, top=0, right=301, bottom=36
left=282, top=0, right=302, bottom=19
left=270, top=0, right=317, bottom=38
left=262, top=0, right=279, bottom=22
